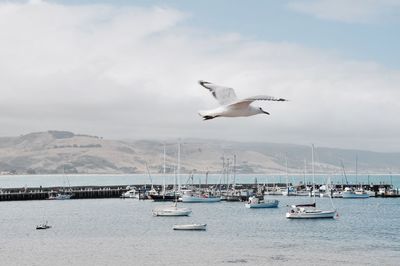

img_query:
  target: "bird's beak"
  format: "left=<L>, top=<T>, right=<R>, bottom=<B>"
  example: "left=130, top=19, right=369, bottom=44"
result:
left=262, top=110, right=270, bottom=115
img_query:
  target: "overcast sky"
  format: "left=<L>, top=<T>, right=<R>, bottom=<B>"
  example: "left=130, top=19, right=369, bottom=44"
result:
left=0, top=0, right=399, bottom=152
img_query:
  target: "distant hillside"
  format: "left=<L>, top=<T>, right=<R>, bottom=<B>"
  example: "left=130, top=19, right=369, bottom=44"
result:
left=0, top=130, right=399, bottom=174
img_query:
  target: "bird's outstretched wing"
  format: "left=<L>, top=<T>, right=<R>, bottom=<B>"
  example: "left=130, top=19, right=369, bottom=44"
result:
left=199, top=80, right=237, bottom=105
left=242, top=95, right=288, bottom=102
left=228, top=95, right=288, bottom=109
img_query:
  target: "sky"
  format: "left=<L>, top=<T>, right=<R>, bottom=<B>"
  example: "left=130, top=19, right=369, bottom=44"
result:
left=0, top=0, right=399, bottom=152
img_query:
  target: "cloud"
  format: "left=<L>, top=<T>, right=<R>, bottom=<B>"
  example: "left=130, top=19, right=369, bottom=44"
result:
left=0, top=1, right=399, bottom=152
left=287, top=0, right=400, bottom=23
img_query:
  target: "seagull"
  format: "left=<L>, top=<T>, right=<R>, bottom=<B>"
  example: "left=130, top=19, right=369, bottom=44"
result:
left=198, top=80, right=287, bottom=120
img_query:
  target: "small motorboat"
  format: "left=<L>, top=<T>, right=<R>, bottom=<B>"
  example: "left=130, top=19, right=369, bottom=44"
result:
left=173, top=224, right=207, bottom=231
left=245, top=196, right=279, bottom=208
left=36, top=221, right=52, bottom=230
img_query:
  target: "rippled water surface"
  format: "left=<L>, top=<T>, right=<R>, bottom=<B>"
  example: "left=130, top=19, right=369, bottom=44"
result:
left=1, top=195, right=399, bottom=266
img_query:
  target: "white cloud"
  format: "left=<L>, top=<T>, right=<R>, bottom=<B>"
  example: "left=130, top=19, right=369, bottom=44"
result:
left=287, top=0, right=400, bottom=23
left=0, top=1, right=399, bottom=151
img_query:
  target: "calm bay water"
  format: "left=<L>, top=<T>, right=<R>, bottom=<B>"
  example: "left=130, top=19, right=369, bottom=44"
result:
left=0, top=174, right=399, bottom=188
left=1, top=175, right=400, bottom=265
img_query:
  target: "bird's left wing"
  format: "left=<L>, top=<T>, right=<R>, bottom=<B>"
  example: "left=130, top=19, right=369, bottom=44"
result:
left=242, top=95, right=288, bottom=103
left=199, top=80, right=238, bottom=105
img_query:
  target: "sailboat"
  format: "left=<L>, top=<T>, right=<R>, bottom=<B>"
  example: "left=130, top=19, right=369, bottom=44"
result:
left=48, top=174, right=73, bottom=200
left=36, top=220, right=51, bottom=230
left=152, top=201, right=192, bottom=216
left=342, top=156, right=369, bottom=199
left=149, top=144, right=178, bottom=201
left=152, top=143, right=192, bottom=216
left=286, top=145, right=337, bottom=219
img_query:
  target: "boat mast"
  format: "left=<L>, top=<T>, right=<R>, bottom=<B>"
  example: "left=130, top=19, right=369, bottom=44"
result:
left=285, top=156, right=289, bottom=194
left=312, top=144, right=316, bottom=203
left=163, top=143, right=166, bottom=194
left=177, top=141, right=181, bottom=192
left=233, top=154, right=236, bottom=188
left=226, top=158, right=230, bottom=191
left=355, top=154, right=358, bottom=185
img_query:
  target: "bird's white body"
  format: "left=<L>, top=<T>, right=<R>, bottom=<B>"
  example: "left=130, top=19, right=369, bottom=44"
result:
left=198, top=80, right=287, bottom=120
left=199, top=105, right=261, bottom=118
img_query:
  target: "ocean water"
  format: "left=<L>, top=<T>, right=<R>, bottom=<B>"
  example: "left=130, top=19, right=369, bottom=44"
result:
left=0, top=174, right=399, bottom=188
left=1, top=195, right=399, bottom=265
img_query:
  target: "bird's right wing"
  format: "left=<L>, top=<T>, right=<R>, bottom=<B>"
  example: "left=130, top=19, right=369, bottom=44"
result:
left=198, top=80, right=238, bottom=105
left=228, top=95, right=288, bottom=109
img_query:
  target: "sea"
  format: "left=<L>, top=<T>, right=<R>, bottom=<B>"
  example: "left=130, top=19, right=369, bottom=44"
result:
left=1, top=174, right=400, bottom=266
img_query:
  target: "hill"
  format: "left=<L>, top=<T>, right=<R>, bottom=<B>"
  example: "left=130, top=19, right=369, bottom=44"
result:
left=0, top=130, right=399, bottom=174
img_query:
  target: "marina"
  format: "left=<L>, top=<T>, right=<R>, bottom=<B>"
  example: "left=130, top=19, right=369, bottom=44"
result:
left=0, top=182, right=398, bottom=202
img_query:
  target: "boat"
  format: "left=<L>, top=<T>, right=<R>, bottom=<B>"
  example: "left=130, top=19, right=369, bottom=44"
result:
left=286, top=145, right=337, bottom=219
left=245, top=196, right=279, bottom=208
left=152, top=202, right=192, bottom=216
left=48, top=191, right=72, bottom=200
left=149, top=191, right=178, bottom=201
left=181, top=192, right=221, bottom=203
left=286, top=207, right=336, bottom=219
left=36, top=221, right=51, bottom=230
left=173, top=223, right=207, bottom=231
left=342, top=187, right=369, bottom=199
left=48, top=173, right=73, bottom=200
left=120, top=188, right=140, bottom=199
left=264, top=186, right=283, bottom=195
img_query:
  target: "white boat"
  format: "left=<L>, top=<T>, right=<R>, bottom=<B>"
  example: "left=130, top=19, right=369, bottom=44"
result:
left=365, top=190, right=376, bottom=197
left=121, top=188, right=140, bottom=199
left=152, top=202, right=192, bottom=216
left=286, top=145, right=337, bottom=219
left=264, top=186, right=283, bottom=195
left=332, top=191, right=343, bottom=198
left=286, top=207, right=336, bottom=219
left=342, top=187, right=369, bottom=198
left=181, top=193, right=221, bottom=203
left=173, top=224, right=207, bottom=231
left=245, top=196, right=279, bottom=208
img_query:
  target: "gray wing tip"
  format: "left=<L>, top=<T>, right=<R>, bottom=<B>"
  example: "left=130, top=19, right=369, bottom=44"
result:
left=198, top=80, right=211, bottom=86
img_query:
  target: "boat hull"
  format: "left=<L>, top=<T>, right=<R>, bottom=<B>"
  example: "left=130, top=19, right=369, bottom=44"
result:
left=149, top=194, right=177, bottom=201
left=152, top=209, right=191, bottom=216
left=245, top=200, right=279, bottom=208
left=342, top=192, right=369, bottom=199
left=181, top=195, right=221, bottom=203
left=173, top=224, right=207, bottom=230
left=286, top=210, right=336, bottom=219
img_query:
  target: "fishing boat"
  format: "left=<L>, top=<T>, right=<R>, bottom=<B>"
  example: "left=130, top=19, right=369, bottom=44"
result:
left=286, top=145, right=337, bottom=219
left=173, top=223, right=207, bottom=231
left=152, top=202, right=192, bottom=216
left=36, top=221, right=51, bottom=230
left=245, top=196, right=279, bottom=208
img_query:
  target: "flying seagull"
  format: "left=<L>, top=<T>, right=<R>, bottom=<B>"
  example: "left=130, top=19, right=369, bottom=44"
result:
left=198, top=80, right=287, bottom=120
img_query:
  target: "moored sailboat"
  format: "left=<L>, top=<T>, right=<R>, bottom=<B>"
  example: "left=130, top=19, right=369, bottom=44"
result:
left=286, top=145, right=336, bottom=219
